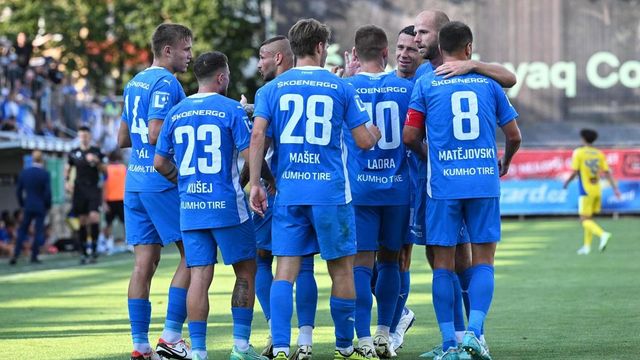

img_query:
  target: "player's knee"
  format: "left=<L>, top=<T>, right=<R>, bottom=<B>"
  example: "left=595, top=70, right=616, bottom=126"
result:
left=233, top=259, right=257, bottom=279
left=377, top=248, right=400, bottom=263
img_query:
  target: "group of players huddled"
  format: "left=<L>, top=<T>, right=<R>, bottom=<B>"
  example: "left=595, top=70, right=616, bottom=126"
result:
left=119, top=8, right=522, bottom=360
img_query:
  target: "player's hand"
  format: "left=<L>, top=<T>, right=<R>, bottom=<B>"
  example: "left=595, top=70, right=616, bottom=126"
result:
left=64, top=182, right=74, bottom=194
left=435, top=60, right=475, bottom=78
left=343, top=48, right=360, bottom=77
left=86, top=153, right=98, bottom=164
left=368, top=124, right=382, bottom=144
left=331, top=65, right=344, bottom=77
left=249, top=185, right=268, bottom=218
left=614, top=188, right=621, bottom=199
left=240, top=94, right=248, bottom=106
left=498, top=157, right=510, bottom=177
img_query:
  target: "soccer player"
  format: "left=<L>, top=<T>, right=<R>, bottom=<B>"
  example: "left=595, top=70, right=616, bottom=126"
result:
left=343, top=25, right=413, bottom=359
left=154, top=51, right=267, bottom=360
left=118, top=23, right=193, bottom=360
left=248, top=18, right=381, bottom=360
left=65, top=126, right=106, bottom=264
left=409, top=11, right=518, bottom=358
left=243, top=35, right=319, bottom=360
left=563, top=128, right=621, bottom=255
left=405, top=21, right=521, bottom=360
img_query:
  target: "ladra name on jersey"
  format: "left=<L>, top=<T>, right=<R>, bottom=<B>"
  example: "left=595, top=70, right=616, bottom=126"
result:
left=367, top=158, right=396, bottom=169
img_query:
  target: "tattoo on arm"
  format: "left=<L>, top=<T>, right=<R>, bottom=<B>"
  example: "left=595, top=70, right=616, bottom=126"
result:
left=166, top=166, right=178, bottom=184
left=231, top=278, right=250, bottom=308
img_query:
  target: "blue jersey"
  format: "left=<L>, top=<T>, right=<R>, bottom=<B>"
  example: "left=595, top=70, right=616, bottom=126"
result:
left=345, top=72, right=413, bottom=205
left=122, top=67, right=186, bottom=192
left=414, top=61, right=434, bottom=81
left=254, top=66, right=370, bottom=205
left=409, top=73, right=518, bottom=199
left=156, top=93, right=252, bottom=230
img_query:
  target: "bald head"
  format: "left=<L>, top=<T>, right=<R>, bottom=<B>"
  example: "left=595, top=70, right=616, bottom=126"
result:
left=414, top=10, right=450, bottom=61
left=32, top=150, right=44, bottom=164
left=258, top=36, right=294, bottom=81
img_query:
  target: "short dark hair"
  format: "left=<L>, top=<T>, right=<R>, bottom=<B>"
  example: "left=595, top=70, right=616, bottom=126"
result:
left=78, top=126, right=90, bottom=133
left=152, top=23, right=193, bottom=58
left=438, top=21, right=473, bottom=54
left=193, top=51, right=228, bottom=81
left=261, top=35, right=287, bottom=47
left=288, top=18, right=330, bottom=58
left=355, top=25, right=388, bottom=62
left=580, top=128, right=598, bottom=144
left=398, top=25, right=416, bottom=37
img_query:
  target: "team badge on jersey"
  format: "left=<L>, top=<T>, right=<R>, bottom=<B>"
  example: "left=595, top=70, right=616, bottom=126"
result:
left=153, top=91, right=171, bottom=109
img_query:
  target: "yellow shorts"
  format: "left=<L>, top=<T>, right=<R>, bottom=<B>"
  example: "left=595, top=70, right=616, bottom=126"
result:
left=579, top=194, right=601, bottom=217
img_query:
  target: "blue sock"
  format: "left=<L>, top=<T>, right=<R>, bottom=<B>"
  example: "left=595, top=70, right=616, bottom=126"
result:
left=330, top=296, right=356, bottom=348
left=459, top=269, right=472, bottom=321
left=188, top=321, right=207, bottom=351
left=375, top=262, right=400, bottom=327
left=271, top=280, right=294, bottom=349
left=232, top=307, right=253, bottom=342
left=390, top=271, right=411, bottom=333
left=432, top=269, right=457, bottom=351
left=256, top=254, right=273, bottom=321
left=296, top=256, right=318, bottom=328
left=452, top=275, right=465, bottom=332
left=467, top=265, right=494, bottom=338
left=129, top=298, right=151, bottom=346
left=353, top=266, right=373, bottom=338
left=164, top=287, right=187, bottom=336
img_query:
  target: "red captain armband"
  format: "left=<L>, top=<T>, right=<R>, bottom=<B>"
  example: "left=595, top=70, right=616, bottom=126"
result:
left=404, top=109, right=425, bottom=130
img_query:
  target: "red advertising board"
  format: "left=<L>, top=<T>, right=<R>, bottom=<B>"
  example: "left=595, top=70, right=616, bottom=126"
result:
left=501, top=149, right=640, bottom=181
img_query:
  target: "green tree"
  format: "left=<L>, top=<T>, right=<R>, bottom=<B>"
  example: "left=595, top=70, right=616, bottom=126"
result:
left=0, top=0, right=265, bottom=99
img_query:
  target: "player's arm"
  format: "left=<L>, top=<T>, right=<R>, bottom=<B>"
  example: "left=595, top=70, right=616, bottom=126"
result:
left=563, top=170, right=579, bottom=189
left=240, top=137, right=275, bottom=194
left=351, top=123, right=381, bottom=150
left=436, top=60, right=517, bottom=88
left=153, top=153, right=178, bottom=184
left=118, top=121, right=132, bottom=148
left=402, top=108, right=427, bottom=160
left=498, top=120, right=522, bottom=177
left=248, top=117, right=269, bottom=216
left=148, top=119, right=163, bottom=145
left=603, top=170, right=621, bottom=198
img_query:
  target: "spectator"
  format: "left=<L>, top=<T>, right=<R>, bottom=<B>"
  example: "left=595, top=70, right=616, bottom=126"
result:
left=13, top=32, right=33, bottom=78
left=10, top=150, right=51, bottom=265
left=101, top=150, right=126, bottom=254
left=0, top=220, right=12, bottom=257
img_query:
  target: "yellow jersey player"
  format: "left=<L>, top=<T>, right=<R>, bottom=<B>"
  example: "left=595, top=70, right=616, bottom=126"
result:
left=563, top=128, right=621, bottom=255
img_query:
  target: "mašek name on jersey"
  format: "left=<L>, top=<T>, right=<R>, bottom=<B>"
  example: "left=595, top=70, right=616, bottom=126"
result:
left=186, top=181, right=213, bottom=194
left=281, top=170, right=331, bottom=180
left=357, top=173, right=404, bottom=184
left=431, top=77, right=489, bottom=87
left=171, top=109, right=227, bottom=122
left=289, top=151, right=320, bottom=164
left=181, top=201, right=226, bottom=210
left=438, top=147, right=495, bottom=161
left=277, top=79, right=338, bottom=89
left=356, top=86, right=408, bottom=94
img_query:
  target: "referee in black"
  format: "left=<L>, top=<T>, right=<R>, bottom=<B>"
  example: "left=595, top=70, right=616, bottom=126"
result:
left=65, top=126, right=106, bottom=264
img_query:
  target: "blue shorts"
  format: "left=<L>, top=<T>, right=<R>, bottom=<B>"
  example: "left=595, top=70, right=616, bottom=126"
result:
left=124, top=189, right=181, bottom=246
left=416, top=197, right=471, bottom=246
left=355, top=205, right=409, bottom=252
left=408, top=178, right=426, bottom=245
left=271, top=204, right=356, bottom=261
left=253, top=195, right=274, bottom=251
left=182, top=220, right=256, bottom=267
left=426, top=197, right=500, bottom=247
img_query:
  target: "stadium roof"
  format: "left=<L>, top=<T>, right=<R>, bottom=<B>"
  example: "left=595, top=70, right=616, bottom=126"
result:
left=0, top=131, right=75, bottom=153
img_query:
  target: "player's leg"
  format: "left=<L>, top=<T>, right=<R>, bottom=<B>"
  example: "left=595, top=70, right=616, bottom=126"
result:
left=388, top=243, right=414, bottom=352
left=88, top=209, right=101, bottom=262
left=294, top=254, right=317, bottom=358
left=454, top=228, right=472, bottom=344
left=270, top=205, right=313, bottom=358
left=352, top=205, right=379, bottom=357
left=254, top=207, right=274, bottom=356
left=374, top=205, right=408, bottom=358
left=313, top=204, right=365, bottom=360
left=421, top=198, right=463, bottom=359
left=460, top=198, right=500, bottom=360
left=141, top=189, right=191, bottom=358
left=74, top=187, right=90, bottom=263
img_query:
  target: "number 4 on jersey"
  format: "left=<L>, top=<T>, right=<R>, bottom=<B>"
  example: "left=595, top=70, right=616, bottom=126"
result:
left=125, top=95, right=149, bottom=143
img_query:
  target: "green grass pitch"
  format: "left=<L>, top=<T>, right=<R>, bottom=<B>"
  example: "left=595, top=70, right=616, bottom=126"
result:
left=1, top=218, right=639, bottom=359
